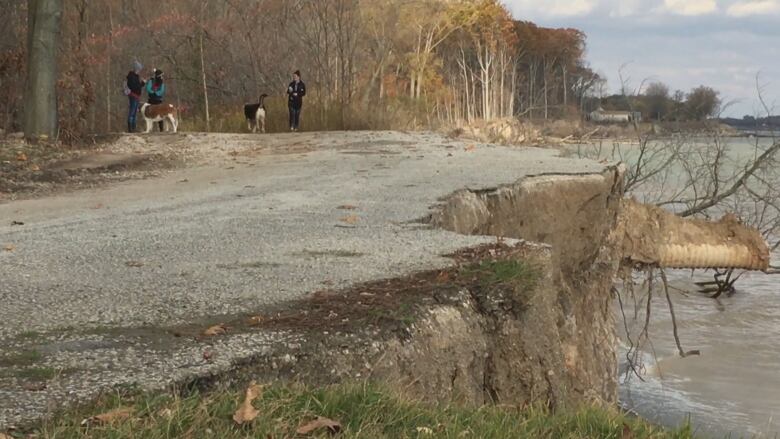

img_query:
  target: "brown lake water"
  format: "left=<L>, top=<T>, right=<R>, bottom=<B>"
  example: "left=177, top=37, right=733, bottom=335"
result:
left=617, top=264, right=780, bottom=437
left=571, top=137, right=779, bottom=437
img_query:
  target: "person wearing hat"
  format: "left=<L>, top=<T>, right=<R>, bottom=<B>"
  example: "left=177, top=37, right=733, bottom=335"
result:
left=124, top=61, right=145, bottom=133
left=287, top=70, right=306, bottom=132
left=146, top=68, right=167, bottom=131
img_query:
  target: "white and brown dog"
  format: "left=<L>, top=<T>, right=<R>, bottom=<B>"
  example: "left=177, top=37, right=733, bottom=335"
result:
left=243, top=94, right=268, bottom=133
left=140, top=103, right=178, bottom=133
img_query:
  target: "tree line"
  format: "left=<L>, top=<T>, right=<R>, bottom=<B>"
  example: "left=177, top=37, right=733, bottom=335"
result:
left=4, top=0, right=734, bottom=141
left=3, top=0, right=608, bottom=140
left=596, top=82, right=722, bottom=122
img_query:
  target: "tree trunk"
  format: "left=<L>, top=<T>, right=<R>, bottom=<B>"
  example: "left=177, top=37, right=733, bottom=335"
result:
left=379, top=59, right=385, bottom=100
left=106, top=2, right=114, bottom=132
left=199, top=2, right=210, bottom=132
left=528, top=63, right=534, bottom=118
left=543, top=60, right=549, bottom=120
left=24, top=0, right=63, bottom=141
left=509, top=63, right=516, bottom=117
left=562, top=65, right=568, bottom=109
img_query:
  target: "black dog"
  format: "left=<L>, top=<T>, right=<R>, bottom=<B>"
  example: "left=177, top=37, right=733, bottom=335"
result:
left=244, top=94, right=268, bottom=133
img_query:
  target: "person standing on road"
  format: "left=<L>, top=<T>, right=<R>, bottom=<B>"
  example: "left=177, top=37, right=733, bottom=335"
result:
left=124, top=61, right=145, bottom=133
left=146, top=68, right=167, bottom=132
left=287, top=70, right=306, bottom=132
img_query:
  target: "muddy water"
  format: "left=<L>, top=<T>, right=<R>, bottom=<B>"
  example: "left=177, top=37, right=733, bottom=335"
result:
left=617, top=264, right=780, bottom=437
left=571, top=137, right=779, bottom=437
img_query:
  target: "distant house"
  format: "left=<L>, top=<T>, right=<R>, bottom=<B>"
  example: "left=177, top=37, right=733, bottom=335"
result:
left=589, top=107, right=642, bottom=123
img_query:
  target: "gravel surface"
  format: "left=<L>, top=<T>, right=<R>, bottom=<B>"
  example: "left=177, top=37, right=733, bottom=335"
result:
left=0, top=130, right=608, bottom=428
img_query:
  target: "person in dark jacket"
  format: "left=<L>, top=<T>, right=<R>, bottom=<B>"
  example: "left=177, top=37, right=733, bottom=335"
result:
left=287, top=70, right=306, bottom=132
left=125, top=61, right=145, bottom=133
left=146, top=68, right=167, bottom=131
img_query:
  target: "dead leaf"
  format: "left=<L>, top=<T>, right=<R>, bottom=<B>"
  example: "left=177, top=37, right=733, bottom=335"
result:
left=30, top=164, right=40, bottom=172
left=157, top=408, right=174, bottom=419
left=16, top=152, right=28, bottom=162
left=81, top=407, right=134, bottom=426
left=247, top=316, right=265, bottom=326
left=295, top=416, right=342, bottom=435
left=233, top=381, right=262, bottom=425
left=621, top=423, right=634, bottom=439
left=337, top=205, right=358, bottom=210
left=202, top=324, right=228, bottom=336
left=340, top=215, right=359, bottom=224
left=3, top=244, right=15, bottom=252
left=125, top=260, right=144, bottom=267
left=464, top=145, right=476, bottom=152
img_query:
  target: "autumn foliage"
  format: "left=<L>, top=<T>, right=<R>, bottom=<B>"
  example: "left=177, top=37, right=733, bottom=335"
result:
left=0, top=0, right=596, bottom=138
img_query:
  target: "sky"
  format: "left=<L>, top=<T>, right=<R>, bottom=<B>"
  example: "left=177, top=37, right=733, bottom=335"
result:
left=503, top=0, right=780, bottom=117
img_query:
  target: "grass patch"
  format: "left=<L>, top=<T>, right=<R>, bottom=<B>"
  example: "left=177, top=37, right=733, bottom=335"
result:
left=18, top=331, right=43, bottom=340
left=464, top=259, right=539, bottom=289
left=25, top=383, right=693, bottom=439
left=0, top=350, right=43, bottom=368
left=14, top=367, right=61, bottom=382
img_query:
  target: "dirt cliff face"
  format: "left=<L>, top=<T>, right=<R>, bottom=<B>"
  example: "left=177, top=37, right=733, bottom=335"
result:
left=220, top=167, right=627, bottom=409
left=428, top=167, right=626, bottom=406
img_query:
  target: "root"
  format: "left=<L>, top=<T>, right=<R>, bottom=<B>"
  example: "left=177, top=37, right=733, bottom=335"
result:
left=660, top=270, right=700, bottom=358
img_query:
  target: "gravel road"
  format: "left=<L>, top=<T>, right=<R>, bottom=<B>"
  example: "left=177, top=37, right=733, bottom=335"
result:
left=0, top=130, right=607, bottom=427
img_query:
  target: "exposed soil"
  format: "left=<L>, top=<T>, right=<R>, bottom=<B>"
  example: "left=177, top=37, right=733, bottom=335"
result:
left=0, top=136, right=177, bottom=201
left=620, top=199, right=770, bottom=269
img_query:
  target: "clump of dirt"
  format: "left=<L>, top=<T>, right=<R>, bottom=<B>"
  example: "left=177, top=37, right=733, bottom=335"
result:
left=620, top=199, right=770, bottom=269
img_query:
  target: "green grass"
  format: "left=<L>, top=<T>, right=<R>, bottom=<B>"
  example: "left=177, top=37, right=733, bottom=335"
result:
left=15, top=366, right=60, bottom=381
left=23, top=383, right=694, bottom=439
left=0, top=349, right=43, bottom=367
left=465, top=260, right=539, bottom=289
left=18, top=330, right=43, bottom=340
